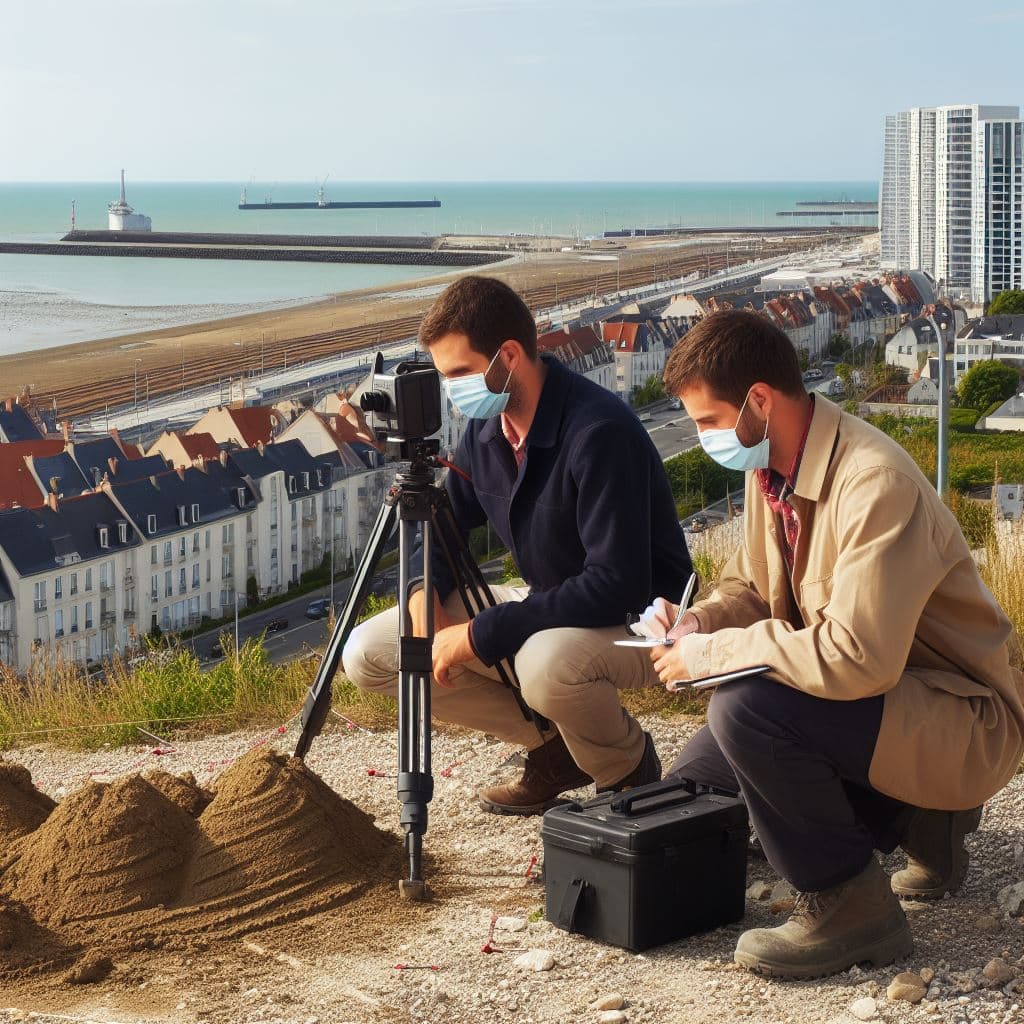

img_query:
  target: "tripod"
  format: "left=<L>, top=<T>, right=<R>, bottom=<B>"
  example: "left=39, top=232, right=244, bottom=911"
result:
left=294, top=442, right=543, bottom=900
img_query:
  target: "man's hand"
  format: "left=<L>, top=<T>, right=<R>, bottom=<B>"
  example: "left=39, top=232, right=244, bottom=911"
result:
left=408, top=588, right=450, bottom=638
left=649, top=620, right=703, bottom=689
left=432, top=622, right=476, bottom=687
left=637, top=601, right=700, bottom=642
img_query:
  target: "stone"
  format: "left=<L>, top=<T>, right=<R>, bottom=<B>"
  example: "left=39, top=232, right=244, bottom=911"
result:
left=745, top=881, right=772, bottom=901
left=996, top=880, right=1024, bottom=917
left=919, top=967, right=935, bottom=985
left=887, top=972, right=926, bottom=1004
left=848, top=996, right=878, bottom=1020
left=495, top=916, right=527, bottom=932
left=982, top=957, right=1016, bottom=985
left=592, top=993, right=625, bottom=1011
left=513, top=949, right=555, bottom=972
left=64, top=951, right=112, bottom=985
left=975, top=913, right=1001, bottom=932
left=598, top=1013, right=627, bottom=1024
left=769, top=880, right=793, bottom=902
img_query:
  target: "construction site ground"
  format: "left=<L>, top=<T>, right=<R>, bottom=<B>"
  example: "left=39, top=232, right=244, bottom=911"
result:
left=1, top=714, right=1023, bottom=1024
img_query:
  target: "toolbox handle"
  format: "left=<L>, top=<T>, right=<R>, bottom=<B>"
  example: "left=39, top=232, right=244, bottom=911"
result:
left=553, top=877, right=588, bottom=933
left=609, top=779, right=698, bottom=816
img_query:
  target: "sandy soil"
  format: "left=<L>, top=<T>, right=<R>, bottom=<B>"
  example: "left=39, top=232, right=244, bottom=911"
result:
left=0, top=714, right=1021, bottom=1024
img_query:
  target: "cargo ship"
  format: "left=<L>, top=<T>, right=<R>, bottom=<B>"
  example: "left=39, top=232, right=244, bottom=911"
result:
left=238, top=184, right=440, bottom=211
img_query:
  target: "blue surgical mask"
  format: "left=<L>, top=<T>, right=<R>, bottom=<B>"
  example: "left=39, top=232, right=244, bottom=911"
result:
left=698, top=390, right=770, bottom=471
left=444, top=349, right=513, bottom=419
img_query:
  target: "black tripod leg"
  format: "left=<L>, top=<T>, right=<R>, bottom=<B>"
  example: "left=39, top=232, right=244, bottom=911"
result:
left=397, top=515, right=433, bottom=900
left=294, top=498, right=398, bottom=760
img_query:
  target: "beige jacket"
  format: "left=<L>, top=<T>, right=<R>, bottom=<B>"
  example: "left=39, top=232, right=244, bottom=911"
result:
left=687, top=397, right=1024, bottom=810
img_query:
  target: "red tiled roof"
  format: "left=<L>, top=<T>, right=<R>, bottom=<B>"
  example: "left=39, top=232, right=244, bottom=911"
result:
left=178, top=432, right=221, bottom=460
left=538, top=324, right=605, bottom=357
left=0, top=439, right=65, bottom=509
left=228, top=407, right=278, bottom=446
left=602, top=322, right=641, bottom=351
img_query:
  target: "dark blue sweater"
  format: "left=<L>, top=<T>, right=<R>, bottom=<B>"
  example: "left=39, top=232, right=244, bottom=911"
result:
left=424, top=356, right=694, bottom=666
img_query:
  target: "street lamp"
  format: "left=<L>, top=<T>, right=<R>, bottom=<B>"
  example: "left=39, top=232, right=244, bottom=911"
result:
left=133, top=358, right=142, bottom=428
left=234, top=589, right=240, bottom=659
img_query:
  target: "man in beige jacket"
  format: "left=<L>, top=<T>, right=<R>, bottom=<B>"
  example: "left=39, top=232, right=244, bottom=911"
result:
left=651, top=309, right=1024, bottom=980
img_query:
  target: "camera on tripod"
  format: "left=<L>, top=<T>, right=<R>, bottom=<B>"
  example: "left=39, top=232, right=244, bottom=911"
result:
left=359, top=353, right=442, bottom=459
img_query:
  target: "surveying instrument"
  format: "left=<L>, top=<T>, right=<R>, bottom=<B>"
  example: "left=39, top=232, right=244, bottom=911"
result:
left=294, top=354, right=541, bottom=900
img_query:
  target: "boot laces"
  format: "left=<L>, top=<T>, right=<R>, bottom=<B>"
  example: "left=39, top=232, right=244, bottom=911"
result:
left=791, top=891, right=827, bottom=922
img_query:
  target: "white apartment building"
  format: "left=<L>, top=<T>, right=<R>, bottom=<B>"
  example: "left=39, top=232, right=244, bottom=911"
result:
left=954, top=315, right=1024, bottom=381
left=881, top=104, right=1022, bottom=304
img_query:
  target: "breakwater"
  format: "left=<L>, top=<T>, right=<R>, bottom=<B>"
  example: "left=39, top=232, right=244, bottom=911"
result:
left=62, top=230, right=441, bottom=249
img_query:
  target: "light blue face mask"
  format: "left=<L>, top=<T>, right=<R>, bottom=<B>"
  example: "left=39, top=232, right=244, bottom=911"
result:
left=698, top=390, right=771, bottom=471
left=444, top=349, right=513, bottom=419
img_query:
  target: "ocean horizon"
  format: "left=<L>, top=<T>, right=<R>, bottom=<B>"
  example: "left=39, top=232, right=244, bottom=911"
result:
left=0, top=180, right=877, bottom=355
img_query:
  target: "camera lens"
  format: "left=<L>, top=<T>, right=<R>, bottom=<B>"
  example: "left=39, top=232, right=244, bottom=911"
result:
left=360, top=391, right=391, bottom=413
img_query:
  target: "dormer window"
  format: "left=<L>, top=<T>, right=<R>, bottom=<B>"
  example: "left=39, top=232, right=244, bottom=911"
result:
left=177, top=505, right=187, bottom=527
left=302, top=471, right=310, bottom=489
left=147, top=514, right=157, bottom=535
left=287, top=475, right=297, bottom=494
left=191, top=503, right=200, bottom=523
left=316, top=468, right=323, bottom=486
left=98, top=526, right=109, bottom=549
left=236, top=487, right=246, bottom=508
left=117, top=521, right=128, bottom=544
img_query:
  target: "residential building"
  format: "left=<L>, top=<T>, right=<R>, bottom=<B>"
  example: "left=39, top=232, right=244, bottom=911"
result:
left=0, top=396, right=45, bottom=443
left=0, top=492, right=142, bottom=670
left=146, top=430, right=223, bottom=468
left=537, top=324, right=616, bottom=393
left=954, top=315, right=1024, bottom=379
left=881, top=104, right=1022, bottom=304
left=187, top=405, right=286, bottom=449
left=884, top=307, right=959, bottom=375
left=981, top=393, right=1024, bottom=432
left=602, top=319, right=671, bottom=399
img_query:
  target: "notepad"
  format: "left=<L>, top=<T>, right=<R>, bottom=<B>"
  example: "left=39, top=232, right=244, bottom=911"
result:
left=667, top=665, right=772, bottom=693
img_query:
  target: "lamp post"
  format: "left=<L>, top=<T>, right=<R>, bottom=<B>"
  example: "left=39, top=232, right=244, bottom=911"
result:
left=930, top=286, right=950, bottom=497
left=329, top=491, right=336, bottom=615
left=133, top=359, right=142, bottom=429
left=234, top=589, right=240, bottom=658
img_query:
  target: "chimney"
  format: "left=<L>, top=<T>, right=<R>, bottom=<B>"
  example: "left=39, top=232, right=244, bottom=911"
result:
left=219, top=450, right=229, bottom=467
left=4, top=398, right=12, bottom=413
left=256, top=440, right=265, bottom=456
left=195, top=454, right=206, bottom=472
left=108, top=426, right=125, bottom=452
left=176, top=466, right=186, bottom=481
left=107, top=456, right=119, bottom=477
left=62, top=419, right=73, bottom=442
left=330, top=416, right=338, bottom=432
left=48, top=475, right=59, bottom=494
left=46, top=491, right=58, bottom=512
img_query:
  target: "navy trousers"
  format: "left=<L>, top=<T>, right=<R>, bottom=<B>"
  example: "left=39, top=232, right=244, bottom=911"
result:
left=669, top=675, right=913, bottom=893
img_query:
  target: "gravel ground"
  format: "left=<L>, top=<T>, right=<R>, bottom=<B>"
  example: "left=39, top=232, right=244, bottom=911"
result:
left=1, top=714, right=1022, bottom=1024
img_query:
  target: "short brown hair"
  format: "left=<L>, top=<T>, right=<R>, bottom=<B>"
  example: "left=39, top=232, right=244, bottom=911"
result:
left=419, top=276, right=537, bottom=360
left=662, top=310, right=804, bottom=407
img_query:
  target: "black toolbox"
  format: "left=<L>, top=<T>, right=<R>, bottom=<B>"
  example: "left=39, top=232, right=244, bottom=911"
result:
left=541, top=778, right=749, bottom=951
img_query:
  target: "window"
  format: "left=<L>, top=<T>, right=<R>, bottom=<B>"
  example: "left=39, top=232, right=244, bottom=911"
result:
left=151, top=574, right=159, bottom=601
left=85, top=601, right=93, bottom=629
left=85, top=569, right=92, bottom=591
left=206, top=559, right=211, bottom=582
left=147, top=514, right=157, bottom=535
left=236, top=487, right=246, bottom=508
left=98, top=526, right=109, bottom=549
left=192, top=563, right=200, bottom=589
left=177, top=505, right=187, bottom=527
left=191, top=503, right=200, bottom=523
left=117, top=521, right=128, bottom=544
left=33, top=580, right=46, bottom=612
left=179, top=536, right=187, bottom=558
left=54, top=576, right=63, bottom=600
left=205, top=530, right=211, bottom=550
left=71, top=606, right=79, bottom=633
left=164, top=541, right=172, bottom=564
left=164, top=570, right=172, bottom=598
left=70, top=572, right=78, bottom=596
left=223, top=523, right=234, bottom=544
left=291, top=503, right=297, bottom=523
left=287, top=475, right=297, bottom=494
left=151, top=545, right=158, bottom=565
left=179, top=567, right=187, bottom=594
left=316, top=469, right=323, bottom=487
left=54, top=609, right=64, bottom=637
left=302, top=471, right=310, bottom=490
left=193, top=532, right=200, bottom=553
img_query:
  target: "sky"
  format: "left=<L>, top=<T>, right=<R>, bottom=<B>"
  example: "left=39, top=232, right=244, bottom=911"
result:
left=2, top=0, right=1023, bottom=183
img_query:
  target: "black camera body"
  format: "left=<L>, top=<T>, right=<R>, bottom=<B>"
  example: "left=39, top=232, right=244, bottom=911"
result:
left=359, top=352, right=442, bottom=444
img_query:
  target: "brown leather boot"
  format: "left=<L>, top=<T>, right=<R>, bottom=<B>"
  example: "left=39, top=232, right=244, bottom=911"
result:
left=596, top=731, right=662, bottom=793
left=734, top=858, right=913, bottom=980
left=477, top=732, right=591, bottom=816
left=891, top=805, right=983, bottom=900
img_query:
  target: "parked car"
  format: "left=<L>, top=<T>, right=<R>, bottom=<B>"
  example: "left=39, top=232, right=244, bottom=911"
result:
left=305, top=598, right=331, bottom=620
left=802, top=368, right=824, bottom=381
left=265, top=616, right=288, bottom=633
left=209, top=639, right=226, bottom=659
left=686, top=514, right=709, bottom=533
left=667, top=397, right=683, bottom=410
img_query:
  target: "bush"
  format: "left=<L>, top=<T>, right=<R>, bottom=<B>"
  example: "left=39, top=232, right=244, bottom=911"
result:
left=949, top=409, right=980, bottom=433
left=947, top=492, right=994, bottom=549
left=632, top=374, right=667, bottom=407
left=957, top=361, right=1020, bottom=413
left=987, top=289, right=1024, bottom=315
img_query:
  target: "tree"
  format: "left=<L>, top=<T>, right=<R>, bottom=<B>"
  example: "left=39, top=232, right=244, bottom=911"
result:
left=834, top=363, right=855, bottom=394
left=632, top=374, right=666, bottom=407
left=957, top=360, right=1020, bottom=413
left=987, top=290, right=1024, bottom=316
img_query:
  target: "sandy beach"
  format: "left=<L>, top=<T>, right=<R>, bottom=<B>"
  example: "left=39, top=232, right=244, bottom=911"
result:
left=0, top=231, right=859, bottom=409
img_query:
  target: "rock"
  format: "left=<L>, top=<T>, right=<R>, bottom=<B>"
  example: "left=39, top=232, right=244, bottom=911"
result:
left=982, top=957, right=1016, bottom=985
left=769, top=896, right=797, bottom=915
left=745, top=881, right=771, bottom=901
left=887, top=972, right=926, bottom=1004
left=592, top=993, right=625, bottom=1011
left=975, top=913, right=1001, bottom=932
left=919, top=967, right=935, bottom=985
left=769, top=880, right=793, bottom=902
left=495, top=916, right=527, bottom=932
left=598, top=1013, right=627, bottom=1024
left=513, top=949, right=555, bottom=972
left=849, top=996, right=878, bottom=1020
left=996, top=880, right=1024, bottom=916
left=64, top=950, right=113, bottom=985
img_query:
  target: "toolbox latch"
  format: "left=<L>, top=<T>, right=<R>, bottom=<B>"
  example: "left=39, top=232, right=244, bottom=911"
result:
left=554, top=877, right=588, bottom=933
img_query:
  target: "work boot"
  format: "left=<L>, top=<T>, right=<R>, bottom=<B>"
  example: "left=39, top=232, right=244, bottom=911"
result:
left=890, top=806, right=983, bottom=900
left=597, top=731, right=662, bottom=793
left=477, top=732, right=591, bottom=816
left=733, top=858, right=913, bottom=980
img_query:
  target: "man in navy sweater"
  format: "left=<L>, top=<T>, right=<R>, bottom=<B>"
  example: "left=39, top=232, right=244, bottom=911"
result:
left=343, top=276, right=694, bottom=814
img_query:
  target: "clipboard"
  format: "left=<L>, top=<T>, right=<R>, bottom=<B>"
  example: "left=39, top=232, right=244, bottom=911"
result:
left=667, top=665, right=771, bottom=693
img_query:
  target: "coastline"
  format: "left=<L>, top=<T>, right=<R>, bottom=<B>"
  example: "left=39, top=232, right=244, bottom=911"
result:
left=0, top=231, right=867, bottom=406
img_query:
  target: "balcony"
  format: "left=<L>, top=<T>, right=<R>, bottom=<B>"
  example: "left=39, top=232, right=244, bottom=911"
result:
left=33, top=599, right=47, bottom=612
left=151, top=590, right=159, bottom=602
left=84, top=620, right=94, bottom=631
left=124, top=570, right=135, bottom=586
left=124, top=608, right=137, bottom=620
left=302, top=511, right=316, bottom=524
left=163, top=554, right=173, bottom=566
left=101, top=610, right=116, bottom=625
left=100, top=580, right=114, bottom=593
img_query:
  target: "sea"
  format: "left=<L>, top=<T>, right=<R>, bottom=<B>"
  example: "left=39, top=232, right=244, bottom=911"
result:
left=0, top=180, right=877, bottom=356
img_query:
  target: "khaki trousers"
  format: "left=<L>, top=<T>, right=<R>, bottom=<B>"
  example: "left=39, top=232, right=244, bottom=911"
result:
left=342, top=585, right=662, bottom=788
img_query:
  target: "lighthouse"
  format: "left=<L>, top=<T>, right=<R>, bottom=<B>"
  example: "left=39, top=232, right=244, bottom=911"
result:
left=107, top=170, right=152, bottom=231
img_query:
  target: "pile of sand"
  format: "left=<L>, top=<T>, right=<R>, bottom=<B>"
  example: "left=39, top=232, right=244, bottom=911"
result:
left=0, top=759, right=56, bottom=847
left=0, top=748, right=400, bottom=976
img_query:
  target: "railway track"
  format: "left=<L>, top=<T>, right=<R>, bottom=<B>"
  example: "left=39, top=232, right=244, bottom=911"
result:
left=33, top=233, right=846, bottom=421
